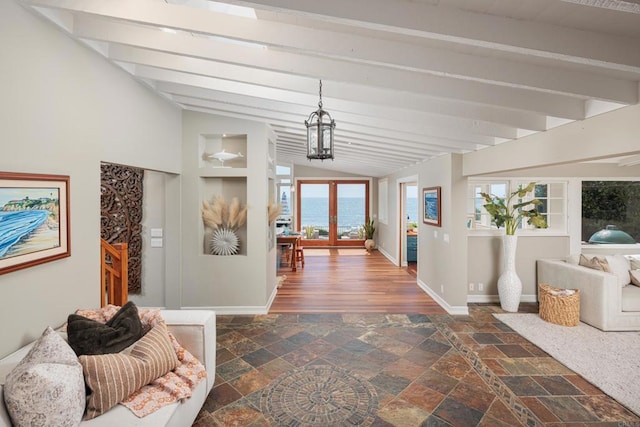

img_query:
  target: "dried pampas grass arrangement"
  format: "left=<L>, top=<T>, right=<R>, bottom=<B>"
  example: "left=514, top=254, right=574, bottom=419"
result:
left=268, top=202, right=282, bottom=225
left=201, top=195, right=247, bottom=230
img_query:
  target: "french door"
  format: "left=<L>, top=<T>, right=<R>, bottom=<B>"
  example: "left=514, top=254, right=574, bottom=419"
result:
left=296, top=180, right=370, bottom=247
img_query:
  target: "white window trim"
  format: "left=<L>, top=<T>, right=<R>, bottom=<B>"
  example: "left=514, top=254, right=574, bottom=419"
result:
left=467, top=178, right=570, bottom=237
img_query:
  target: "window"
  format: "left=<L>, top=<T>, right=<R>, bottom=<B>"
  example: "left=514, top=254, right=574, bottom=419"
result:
left=516, top=181, right=566, bottom=232
left=582, top=181, right=640, bottom=242
left=468, top=179, right=567, bottom=233
left=276, top=165, right=291, bottom=176
left=276, top=164, right=293, bottom=217
left=467, top=181, right=507, bottom=229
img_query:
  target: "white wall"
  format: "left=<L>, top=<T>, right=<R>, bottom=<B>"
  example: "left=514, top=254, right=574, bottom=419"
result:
left=376, top=164, right=420, bottom=263
left=180, top=111, right=276, bottom=312
left=467, top=236, right=570, bottom=301
left=0, top=1, right=181, bottom=357
left=416, top=154, right=469, bottom=313
left=129, top=170, right=170, bottom=308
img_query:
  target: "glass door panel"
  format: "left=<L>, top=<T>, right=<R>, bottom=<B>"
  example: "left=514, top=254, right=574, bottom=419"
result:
left=337, top=183, right=367, bottom=242
left=299, top=182, right=329, bottom=245
left=297, top=180, right=369, bottom=247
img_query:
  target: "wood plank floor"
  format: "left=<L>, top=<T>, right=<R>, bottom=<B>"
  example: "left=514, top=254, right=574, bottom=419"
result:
left=271, top=248, right=446, bottom=314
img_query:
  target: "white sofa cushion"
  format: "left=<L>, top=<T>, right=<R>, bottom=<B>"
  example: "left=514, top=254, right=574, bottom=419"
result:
left=3, top=327, right=85, bottom=427
left=605, top=254, right=631, bottom=287
left=622, top=285, right=640, bottom=312
left=630, top=270, right=640, bottom=287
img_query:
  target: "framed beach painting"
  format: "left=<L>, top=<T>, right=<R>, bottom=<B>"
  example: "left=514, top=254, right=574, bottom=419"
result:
left=0, top=172, right=70, bottom=275
left=423, top=186, right=441, bottom=227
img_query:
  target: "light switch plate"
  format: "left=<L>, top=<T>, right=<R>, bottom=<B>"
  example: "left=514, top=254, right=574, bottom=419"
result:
left=151, top=228, right=163, bottom=238
left=150, top=237, right=163, bottom=248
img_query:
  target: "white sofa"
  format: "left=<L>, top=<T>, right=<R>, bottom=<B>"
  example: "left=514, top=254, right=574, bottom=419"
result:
left=0, top=310, right=216, bottom=427
left=537, top=259, right=640, bottom=331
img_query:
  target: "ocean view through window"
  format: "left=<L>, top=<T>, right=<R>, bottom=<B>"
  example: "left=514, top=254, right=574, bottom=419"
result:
left=297, top=180, right=371, bottom=245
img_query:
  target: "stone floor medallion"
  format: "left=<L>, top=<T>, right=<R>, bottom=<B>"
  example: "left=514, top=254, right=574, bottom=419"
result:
left=261, top=365, right=378, bottom=426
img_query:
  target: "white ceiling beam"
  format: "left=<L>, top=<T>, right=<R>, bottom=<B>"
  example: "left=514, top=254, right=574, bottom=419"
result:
left=111, top=45, right=549, bottom=132
left=272, top=130, right=441, bottom=159
left=23, top=0, right=638, bottom=104
left=228, top=0, right=640, bottom=73
left=559, top=0, right=640, bottom=14
left=276, top=138, right=422, bottom=165
left=70, top=15, right=587, bottom=120
left=274, top=144, right=412, bottom=172
left=618, top=154, right=640, bottom=166
left=175, top=95, right=475, bottom=152
left=156, top=82, right=515, bottom=143
left=134, top=66, right=521, bottom=140
left=174, top=96, right=458, bottom=150
left=165, top=85, right=498, bottom=146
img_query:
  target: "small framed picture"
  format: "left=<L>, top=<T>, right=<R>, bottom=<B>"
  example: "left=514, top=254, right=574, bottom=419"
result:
left=0, top=172, right=70, bottom=275
left=423, top=186, right=441, bottom=227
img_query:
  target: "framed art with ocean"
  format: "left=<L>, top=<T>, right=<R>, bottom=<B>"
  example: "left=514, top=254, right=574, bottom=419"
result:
left=0, top=172, right=70, bottom=275
left=423, top=186, right=441, bottom=227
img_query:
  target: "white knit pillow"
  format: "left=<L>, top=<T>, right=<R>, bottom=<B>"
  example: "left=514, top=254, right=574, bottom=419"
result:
left=3, top=327, right=85, bottom=427
left=605, top=254, right=631, bottom=287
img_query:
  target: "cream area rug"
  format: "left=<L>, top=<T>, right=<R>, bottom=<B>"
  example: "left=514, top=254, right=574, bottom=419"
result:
left=494, top=313, right=640, bottom=416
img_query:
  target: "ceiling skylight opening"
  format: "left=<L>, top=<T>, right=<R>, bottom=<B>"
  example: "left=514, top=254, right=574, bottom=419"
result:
left=165, top=1, right=263, bottom=48
left=206, top=1, right=257, bottom=19
left=166, top=0, right=256, bottom=19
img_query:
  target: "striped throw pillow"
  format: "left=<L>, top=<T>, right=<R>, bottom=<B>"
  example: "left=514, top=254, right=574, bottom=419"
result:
left=79, top=321, right=179, bottom=420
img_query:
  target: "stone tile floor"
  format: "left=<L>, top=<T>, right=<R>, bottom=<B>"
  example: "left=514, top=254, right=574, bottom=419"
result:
left=193, top=304, right=640, bottom=426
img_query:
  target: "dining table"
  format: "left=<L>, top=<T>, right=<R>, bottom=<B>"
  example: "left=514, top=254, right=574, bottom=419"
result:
left=276, top=234, right=301, bottom=272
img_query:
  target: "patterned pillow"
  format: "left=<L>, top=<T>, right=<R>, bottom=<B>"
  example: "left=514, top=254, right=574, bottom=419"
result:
left=579, top=254, right=610, bottom=272
left=79, top=321, right=179, bottom=420
left=67, top=301, right=143, bottom=356
left=3, top=326, right=85, bottom=427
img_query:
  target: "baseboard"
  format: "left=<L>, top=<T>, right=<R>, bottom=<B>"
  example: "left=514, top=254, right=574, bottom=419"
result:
left=417, top=279, right=469, bottom=315
left=467, top=294, right=538, bottom=304
left=265, top=285, right=278, bottom=312
left=181, top=283, right=280, bottom=315
left=181, top=305, right=270, bottom=315
left=377, top=247, right=397, bottom=266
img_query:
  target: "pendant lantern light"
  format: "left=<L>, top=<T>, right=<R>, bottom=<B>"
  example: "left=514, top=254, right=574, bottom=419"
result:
left=305, top=80, right=335, bottom=160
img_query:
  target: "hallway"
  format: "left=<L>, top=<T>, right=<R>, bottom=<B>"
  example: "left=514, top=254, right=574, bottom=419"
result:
left=271, top=248, right=445, bottom=314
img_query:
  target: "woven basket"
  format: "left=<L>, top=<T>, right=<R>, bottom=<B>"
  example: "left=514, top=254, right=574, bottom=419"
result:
left=538, top=283, right=580, bottom=326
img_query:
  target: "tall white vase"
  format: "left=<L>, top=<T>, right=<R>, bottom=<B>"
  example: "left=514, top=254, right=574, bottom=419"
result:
left=497, top=234, right=522, bottom=312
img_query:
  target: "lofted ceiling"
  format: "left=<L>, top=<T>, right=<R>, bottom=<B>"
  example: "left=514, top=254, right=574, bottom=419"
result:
left=21, top=0, right=640, bottom=177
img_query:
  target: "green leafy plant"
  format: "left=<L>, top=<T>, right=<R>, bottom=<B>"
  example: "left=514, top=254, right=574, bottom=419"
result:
left=363, top=218, right=376, bottom=239
left=480, top=182, right=548, bottom=235
left=304, top=224, right=315, bottom=239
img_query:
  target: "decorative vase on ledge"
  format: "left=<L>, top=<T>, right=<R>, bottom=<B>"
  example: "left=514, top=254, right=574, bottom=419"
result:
left=497, top=234, right=522, bottom=312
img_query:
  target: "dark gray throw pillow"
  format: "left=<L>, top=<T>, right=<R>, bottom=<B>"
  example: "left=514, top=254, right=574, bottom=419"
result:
left=67, top=301, right=143, bottom=356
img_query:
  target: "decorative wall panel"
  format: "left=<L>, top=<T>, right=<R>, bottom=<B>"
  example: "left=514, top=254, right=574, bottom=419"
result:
left=100, top=163, right=143, bottom=294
